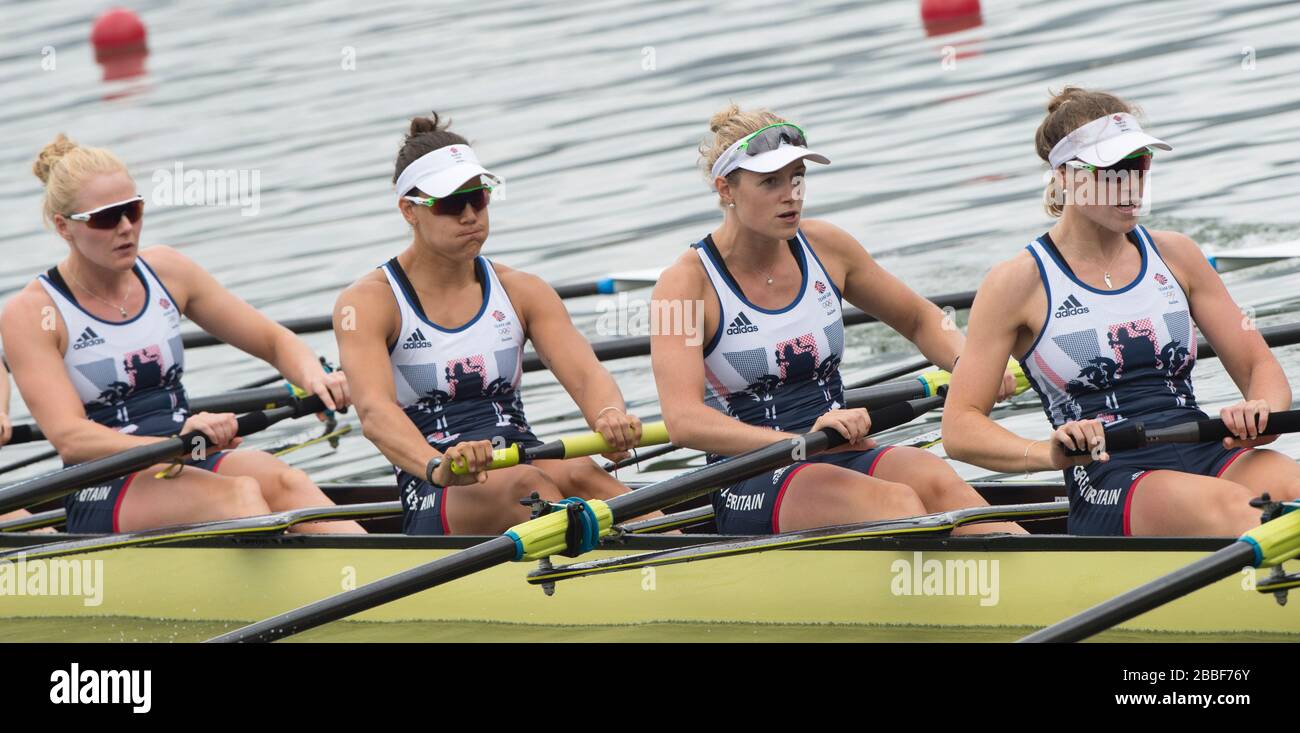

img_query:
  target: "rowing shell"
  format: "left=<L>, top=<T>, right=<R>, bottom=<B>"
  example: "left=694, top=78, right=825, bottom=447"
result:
left=0, top=530, right=1293, bottom=637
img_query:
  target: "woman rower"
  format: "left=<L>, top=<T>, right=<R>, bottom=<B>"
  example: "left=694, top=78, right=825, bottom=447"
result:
left=941, top=87, right=1300, bottom=536
left=651, top=104, right=1025, bottom=535
left=335, top=112, right=649, bottom=536
left=1, top=134, right=363, bottom=534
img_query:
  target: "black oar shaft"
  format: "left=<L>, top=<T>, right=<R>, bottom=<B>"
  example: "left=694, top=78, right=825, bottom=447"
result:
left=0, top=397, right=322, bottom=515
left=1019, top=542, right=1257, bottom=643
left=6, top=385, right=303, bottom=447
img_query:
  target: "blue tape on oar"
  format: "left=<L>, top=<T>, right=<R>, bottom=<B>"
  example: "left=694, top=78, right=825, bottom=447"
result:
left=596, top=278, right=617, bottom=294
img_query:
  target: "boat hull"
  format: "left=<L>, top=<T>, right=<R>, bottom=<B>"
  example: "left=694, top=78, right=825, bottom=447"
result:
left=1, top=533, right=1295, bottom=636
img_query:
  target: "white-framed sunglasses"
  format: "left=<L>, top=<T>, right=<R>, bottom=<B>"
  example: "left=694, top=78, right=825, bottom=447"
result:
left=67, top=195, right=145, bottom=229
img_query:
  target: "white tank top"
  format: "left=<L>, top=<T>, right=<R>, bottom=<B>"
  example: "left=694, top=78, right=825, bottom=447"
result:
left=36, top=258, right=188, bottom=434
left=381, top=256, right=537, bottom=447
left=1019, top=225, right=1200, bottom=429
left=695, top=230, right=845, bottom=433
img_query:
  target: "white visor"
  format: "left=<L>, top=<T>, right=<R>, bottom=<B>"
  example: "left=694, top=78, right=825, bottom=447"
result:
left=395, top=144, right=499, bottom=200
left=1048, top=112, right=1172, bottom=169
left=711, top=140, right=830, bottom=187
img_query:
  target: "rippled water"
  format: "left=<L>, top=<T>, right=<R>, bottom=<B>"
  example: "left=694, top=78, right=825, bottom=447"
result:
left=2, top=0, right=1299, bottom=486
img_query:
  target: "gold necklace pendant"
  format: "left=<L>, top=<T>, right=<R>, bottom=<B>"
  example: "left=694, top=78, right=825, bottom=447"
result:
left=1104, top=272, right=1114, bottom=289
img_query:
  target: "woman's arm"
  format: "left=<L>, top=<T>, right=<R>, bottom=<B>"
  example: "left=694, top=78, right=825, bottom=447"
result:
left=941, top=255, right=1097, bottom=472
left=333, top=277, right=490, bottom=485
left=802, top=219, right=1017, bottom=397
left=0, top=287, right=177, bottom=464
left=1152, top=230, right=1291, bottom=443
left=499, top=266, right=640, bottom=454
left=650, top=254, right=808, bottom=456
left=142, top=247, right=346, bottom=410
left=803, top=220, right=964, bottom=370
left=0, top=356, right=11, bottom=445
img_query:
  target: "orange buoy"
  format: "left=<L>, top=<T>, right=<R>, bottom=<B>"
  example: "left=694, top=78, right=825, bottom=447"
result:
left=91, top=8, right=148, bottom=81
left=921, top=0, right=983, bottom=36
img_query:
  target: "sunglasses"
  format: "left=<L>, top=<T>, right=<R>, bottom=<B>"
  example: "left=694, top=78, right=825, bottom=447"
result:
left=67, top=195, right=144, bottom=230
left=403, top=185, right=492, bottom=216
left=1065, top=149, right=1154, bottom=174
left=739, top=122, right=810, bottom=157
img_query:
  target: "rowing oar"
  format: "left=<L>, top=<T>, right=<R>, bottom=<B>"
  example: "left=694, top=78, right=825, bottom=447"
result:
left=603, top=358, right=956, bottom=472
left=519, top=290, right=978, bottom=373
left=178, top=270, right=664, bottom=349
left=1019, top=500, right=1299, bottom=642
left=518, top=310, right=1300, bottom=375
left=0, top=501, right=400, bottom=563
left=206, top=393, right=943, bottom=642
left=0, top=395, right=328, bottom=516
left=0, top=508, right=64, bottom=533
left=1064, top=408, right=1300, bottom=457
left=7, top=383, right=313, bottom=446
left=1022, top=412, right=1300, bottom=643
left=444, top=421, right=671, bottom=475
left=1204, top=240, right=1300, bottom=273
left=529, top=501, right=1068, bottom=586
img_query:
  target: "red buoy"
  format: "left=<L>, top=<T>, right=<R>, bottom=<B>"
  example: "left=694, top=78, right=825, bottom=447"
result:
left=921, top=0, right=983, bottom=36
left=91, top=8, right=148, bottom=81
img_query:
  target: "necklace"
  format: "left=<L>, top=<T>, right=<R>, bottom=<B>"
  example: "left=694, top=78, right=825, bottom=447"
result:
left=1097, top=244, right=1125, bottom=289
left=1075, top=241, right=1127, bottom=289
left=65, top=265, right=133, bottom=319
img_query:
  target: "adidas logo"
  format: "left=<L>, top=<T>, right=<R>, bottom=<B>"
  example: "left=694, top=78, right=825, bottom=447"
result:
left=402, top=328, right=433, bottom=350
left=72, top=327, right=105, bottom=350
left=1053, top=295, right=1090, bottom=319
left=725, top=312, right=759, bottom=335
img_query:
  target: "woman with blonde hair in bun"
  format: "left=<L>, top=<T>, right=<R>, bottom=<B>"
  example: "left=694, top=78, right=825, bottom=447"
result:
left=650, top=104, right=1025, bottom=535
left=942, top=87, right=1300, bottom=536
left=1, top=134, right=362, bottom=534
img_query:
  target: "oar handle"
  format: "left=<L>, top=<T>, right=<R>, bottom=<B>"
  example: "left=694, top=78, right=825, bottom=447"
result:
left=448, top=421, right=672, bottom=475
left=1065, top=409, right=1300, bottom=456
left=9, top=423, right=41, bottom=445
left=5, top=383, right=312, bottom=447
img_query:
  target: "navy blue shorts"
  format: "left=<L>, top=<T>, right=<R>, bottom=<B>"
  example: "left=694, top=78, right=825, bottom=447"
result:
left=711, top=446, right=895, bottom=535
left=1065, top=442, right=1249, bottom=536
left=63, top=452, right=230, bottom=534
left=397, top=469, right=449, bottom=535
left=398, top=435, right=545, bottom=536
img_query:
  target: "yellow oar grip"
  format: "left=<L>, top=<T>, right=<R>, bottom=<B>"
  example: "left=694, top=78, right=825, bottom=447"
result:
left=505, top=499, right=614, bottom=561
left=1243, top=507, right=1300, bottom=567
left=449, top=444, right=522, bottom=475
left=1009, top=360, right=1030, bottom=395
left=918, top=370, right=951, bottom=397
left=558, top=420, right=671, bottom=458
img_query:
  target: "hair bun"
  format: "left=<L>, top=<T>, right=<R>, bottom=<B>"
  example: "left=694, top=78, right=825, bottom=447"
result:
left=708, top=103, right=743, bottom=134
left=32, top=133, right=78, bottom=185
left=408, top=112, right=446, bottom=137
left=1046, top=85, right=1085, bottom=114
